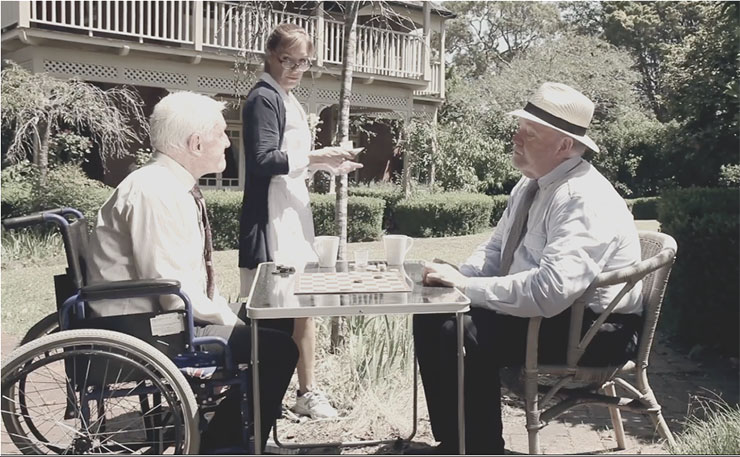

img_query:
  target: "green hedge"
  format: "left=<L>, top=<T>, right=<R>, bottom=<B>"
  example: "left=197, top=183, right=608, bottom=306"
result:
left=348, top=183, right=403, bottom=231
left=658, top=187, right=739, bottom=356
left=203, top=190, right=243, bottom=251
left=394, top=192, right=494, bottom=237
left=626, top=196, right=660, bottom=220
left=310, top=194, right=385, bottom=242
left=490, top=195, right=508, bottom=226
left=1, top=164, right=111, bottom=224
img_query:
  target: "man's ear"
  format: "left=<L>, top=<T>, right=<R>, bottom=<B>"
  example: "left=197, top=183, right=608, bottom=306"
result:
left=557, top=136, right=574, bottom=158
left=187, top=133, right=201, bottom=155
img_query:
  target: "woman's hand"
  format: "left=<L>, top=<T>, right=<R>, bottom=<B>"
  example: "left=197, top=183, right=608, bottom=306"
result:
left=308, top=146, right=354, bottom=168
left=308, top=146, right=364, bottom=175
left=311, top=160, right=363, bottom=176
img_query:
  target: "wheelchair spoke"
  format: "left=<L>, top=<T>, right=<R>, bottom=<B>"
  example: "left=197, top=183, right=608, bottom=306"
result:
left=3, top=329, right=199, bottom=454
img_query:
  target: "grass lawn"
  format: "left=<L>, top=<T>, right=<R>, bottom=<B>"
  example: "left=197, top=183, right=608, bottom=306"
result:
left=0, top=220, right=660, bottom=338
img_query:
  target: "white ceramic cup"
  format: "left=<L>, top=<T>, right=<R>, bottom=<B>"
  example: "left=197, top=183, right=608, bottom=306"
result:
left=354, top=250, right=369, bottom=269
left=313, top=236, right=340, bottom=268
left=383, top=234, right=414, bottom=265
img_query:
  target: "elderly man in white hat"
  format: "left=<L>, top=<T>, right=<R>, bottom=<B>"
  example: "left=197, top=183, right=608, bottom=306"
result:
left=409, top=83, right=643, bottom=455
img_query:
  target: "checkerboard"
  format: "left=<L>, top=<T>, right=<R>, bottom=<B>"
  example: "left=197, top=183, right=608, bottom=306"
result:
left=293, top=271, right=412, bottom=295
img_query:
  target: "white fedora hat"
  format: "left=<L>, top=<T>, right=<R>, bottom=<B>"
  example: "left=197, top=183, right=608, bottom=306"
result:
left=508, top=82, right=600, bottom=153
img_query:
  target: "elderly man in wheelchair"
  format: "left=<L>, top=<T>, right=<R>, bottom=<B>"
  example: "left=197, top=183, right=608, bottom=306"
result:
left=1, top=91, right=298, bottom=455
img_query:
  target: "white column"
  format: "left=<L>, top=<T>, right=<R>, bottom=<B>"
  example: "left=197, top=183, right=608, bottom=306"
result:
left=422, top=1, right=431, bottom=82
left=18, top=0, right=31, bottom=28
left=315, top=1, right=324, bottom=67
left=439, top=20, right=446, bottom=99
left=193, top=0, right=203, bottom=51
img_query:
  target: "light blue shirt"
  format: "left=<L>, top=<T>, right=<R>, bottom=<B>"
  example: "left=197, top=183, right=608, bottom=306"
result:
left=461, top=156, right=643, bottom=318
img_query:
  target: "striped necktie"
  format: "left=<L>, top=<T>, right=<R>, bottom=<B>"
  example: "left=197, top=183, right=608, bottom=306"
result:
left=190, top=185, right=215, bottom=299
left=499, top=179, right=539, bottom=275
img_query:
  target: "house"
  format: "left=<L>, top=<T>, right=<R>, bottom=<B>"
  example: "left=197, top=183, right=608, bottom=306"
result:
left=1, top=1, right=453, bottom=189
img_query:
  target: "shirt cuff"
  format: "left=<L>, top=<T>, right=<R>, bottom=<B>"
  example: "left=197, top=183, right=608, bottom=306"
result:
left=463, top=277, right=495, bottom=310
left=288, top=150, right=310, bottom=173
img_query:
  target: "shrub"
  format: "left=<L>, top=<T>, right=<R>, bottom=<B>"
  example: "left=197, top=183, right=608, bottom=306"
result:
left=204, top=190, right=243, bottom=251
left=394, top=192, right=493, bottom=237
left=1, top=161, right=37, bottom=217
left=625, top=196, right=660, bottom=220
left=658, top=187, right=739, bottom=356
left=30, top=164, right=111, bottom=223
left=719, top=164, right=740, bottom=187
left=349, top=182, right=404, bottom=230
left=490, top=195, right=508, bottom=226
left=311, top=194, right=385, bottom=242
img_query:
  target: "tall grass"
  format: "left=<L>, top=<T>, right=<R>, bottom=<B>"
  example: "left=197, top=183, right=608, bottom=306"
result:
left=669, top=396, right=740, bottom=454
left=1, top=229, right=65, bottom=268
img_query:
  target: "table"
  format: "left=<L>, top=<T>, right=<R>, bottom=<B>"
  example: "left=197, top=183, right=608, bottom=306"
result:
left=245, top=260, right=471, bottom=454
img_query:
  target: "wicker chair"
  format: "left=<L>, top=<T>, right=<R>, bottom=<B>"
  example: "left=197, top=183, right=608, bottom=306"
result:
left=519, top=230, right=678, bottom=454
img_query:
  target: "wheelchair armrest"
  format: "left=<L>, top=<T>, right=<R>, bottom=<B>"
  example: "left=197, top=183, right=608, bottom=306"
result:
left=80, top=279, right=182, bottom=302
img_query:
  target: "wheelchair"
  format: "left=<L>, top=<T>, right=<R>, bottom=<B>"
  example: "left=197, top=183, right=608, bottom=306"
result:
left=1, top=208, right=254, bottom=454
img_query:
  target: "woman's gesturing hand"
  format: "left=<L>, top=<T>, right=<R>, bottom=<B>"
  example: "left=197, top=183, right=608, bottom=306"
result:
left=308, top=146, right=364, bottom=175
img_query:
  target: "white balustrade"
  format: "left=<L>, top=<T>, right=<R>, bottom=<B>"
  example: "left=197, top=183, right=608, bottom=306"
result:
left=28, top=0, right=193, bottom=44
left=19, top=1, right=437, bottom=91
left=414, top=61, right=441, bottom=96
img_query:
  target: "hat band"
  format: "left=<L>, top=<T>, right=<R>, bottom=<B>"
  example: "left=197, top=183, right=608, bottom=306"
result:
left=524, top=103, right=587, bottom=136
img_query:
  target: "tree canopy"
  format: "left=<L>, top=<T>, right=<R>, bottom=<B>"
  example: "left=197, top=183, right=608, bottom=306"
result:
left=437, top=1, right=739, bottom=196
left=1, top=62, right=147, bottom=184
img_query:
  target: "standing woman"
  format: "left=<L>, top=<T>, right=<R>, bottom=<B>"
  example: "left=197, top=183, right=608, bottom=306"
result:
left=239, top=23, right=361, bottom=419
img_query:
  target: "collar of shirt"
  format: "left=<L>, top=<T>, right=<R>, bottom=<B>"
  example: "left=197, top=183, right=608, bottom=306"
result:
left=536, top=155, right=585, bottom=191
left=151, top=151, right=196, bottom=193
left=260, top=72, right=290, bottom=100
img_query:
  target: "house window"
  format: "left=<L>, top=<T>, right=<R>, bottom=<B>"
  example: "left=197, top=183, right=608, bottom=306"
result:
left=199, top=126, right=241, bottom=189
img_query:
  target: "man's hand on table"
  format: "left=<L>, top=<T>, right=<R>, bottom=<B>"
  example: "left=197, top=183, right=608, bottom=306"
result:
left=422, top=263, right=469, bottom=289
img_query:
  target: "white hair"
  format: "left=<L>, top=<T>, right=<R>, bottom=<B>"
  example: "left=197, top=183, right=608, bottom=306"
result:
left=149, top=91, right=226, bottom=154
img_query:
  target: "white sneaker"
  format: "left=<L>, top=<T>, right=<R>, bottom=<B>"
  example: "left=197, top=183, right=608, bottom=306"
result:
left=292, top=390, right=338, bottom=419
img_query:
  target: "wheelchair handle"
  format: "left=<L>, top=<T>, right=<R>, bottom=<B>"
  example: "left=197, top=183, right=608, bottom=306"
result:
left=2, top=208, right=84, bottom=230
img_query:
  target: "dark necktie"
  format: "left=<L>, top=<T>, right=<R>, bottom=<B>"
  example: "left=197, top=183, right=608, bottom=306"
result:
left=191, top=185, right=215, bottom=299
left=499, top=179, right=539, bottom=275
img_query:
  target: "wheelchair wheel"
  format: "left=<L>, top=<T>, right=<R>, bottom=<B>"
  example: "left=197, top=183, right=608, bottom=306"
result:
left=2, top=329, right=200, bottom=454
left=20, top=312, right=59, bottom=346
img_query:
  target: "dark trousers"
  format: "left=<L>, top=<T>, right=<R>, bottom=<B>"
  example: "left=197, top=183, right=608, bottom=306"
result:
left=196, top=302, right=298, bottom=451
left=413, top=307, right=641, bottom=454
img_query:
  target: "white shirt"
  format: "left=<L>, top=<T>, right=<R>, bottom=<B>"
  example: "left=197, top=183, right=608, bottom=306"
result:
left=260, top=73, right=319, bottom=267
left=461, top=156, right=643, bottom=318
left=86, top=152, right=239, bottom=326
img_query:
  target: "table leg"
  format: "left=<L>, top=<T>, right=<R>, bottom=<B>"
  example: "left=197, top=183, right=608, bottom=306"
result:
left=251, top=318, right=262, bottom=455
left=456, top=311, right=466, bottom=455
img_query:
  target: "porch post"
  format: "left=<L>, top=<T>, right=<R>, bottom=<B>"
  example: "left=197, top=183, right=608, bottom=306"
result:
left=314, top=2, right=324, bottom=67
left=193, top=1, right=203, bottom=51
left=18, top=0, right=31, bottom=28
left=422, top=1, right=431, bottom=82
left=439, top=20, right=446, bottom=99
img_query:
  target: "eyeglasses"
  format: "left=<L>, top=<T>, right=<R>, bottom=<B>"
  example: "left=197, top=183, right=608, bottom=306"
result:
left=279, top=57, right=312, bottom=72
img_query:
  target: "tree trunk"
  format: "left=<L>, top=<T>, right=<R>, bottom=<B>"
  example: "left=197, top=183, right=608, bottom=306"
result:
left=430, top=111, right=438, bottom=187
left=37, top=121, right=51, bottom=187
left=400, top=122, right=412, bottom=198
left=330, top=1, right=360, bottom=353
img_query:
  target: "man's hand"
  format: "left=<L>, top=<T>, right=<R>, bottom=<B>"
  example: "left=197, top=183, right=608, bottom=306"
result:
left=422, top=263, right=468, bottom=289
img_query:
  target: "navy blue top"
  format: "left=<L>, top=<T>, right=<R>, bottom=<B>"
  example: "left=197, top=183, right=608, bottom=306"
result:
left=238, top=80, right=289, bottom=269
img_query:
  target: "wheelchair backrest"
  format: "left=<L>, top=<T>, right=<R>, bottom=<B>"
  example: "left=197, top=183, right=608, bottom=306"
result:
left=61, top=218, right=90, bottom=289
